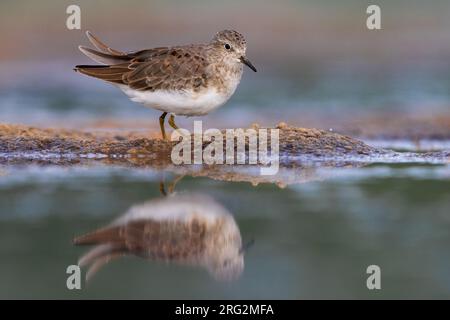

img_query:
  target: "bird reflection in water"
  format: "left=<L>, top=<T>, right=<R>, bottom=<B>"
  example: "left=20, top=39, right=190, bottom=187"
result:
left=74, top=179, right=250, bottom=282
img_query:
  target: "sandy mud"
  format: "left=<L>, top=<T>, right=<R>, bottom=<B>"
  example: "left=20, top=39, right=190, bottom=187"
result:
left=0, top=123, right=378, bottom=157
left=0, top=123, right=448, bottom=187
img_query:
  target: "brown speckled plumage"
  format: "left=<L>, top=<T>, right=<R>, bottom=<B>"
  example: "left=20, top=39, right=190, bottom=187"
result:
left=75, top=30, right=250, bottom=93
left=74, top=30, right=256, bottom=138
left=74, top=217, right=208, bottom=262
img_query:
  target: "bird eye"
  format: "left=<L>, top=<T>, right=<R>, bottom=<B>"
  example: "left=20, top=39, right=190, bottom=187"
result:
left=224, top=43, right=231, bottom=50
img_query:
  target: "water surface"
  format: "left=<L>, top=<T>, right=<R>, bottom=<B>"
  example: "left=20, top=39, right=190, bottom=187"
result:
left=0, top=162, right=449, bottom=299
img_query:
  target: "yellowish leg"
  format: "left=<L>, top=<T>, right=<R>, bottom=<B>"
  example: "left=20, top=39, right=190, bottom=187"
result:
left=159, top=175, right=185, bottom=195
left=168, top=114, right=179, bottom=130
left=168, top=174, right=185, bottom=193
left=159, top=112, right=167, bottom=140
left=159, top=181, right=167, bottom=196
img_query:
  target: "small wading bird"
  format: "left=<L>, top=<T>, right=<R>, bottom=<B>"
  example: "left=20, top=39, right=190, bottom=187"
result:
left=73, top=194, right=252, bottom=281
left=74, top=30, right=257, bottom=139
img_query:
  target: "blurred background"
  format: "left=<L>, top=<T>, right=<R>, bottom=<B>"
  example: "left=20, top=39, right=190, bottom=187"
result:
left=0, top=0, right=449, bottom=299
left=0, top=0, right=449, bottom=135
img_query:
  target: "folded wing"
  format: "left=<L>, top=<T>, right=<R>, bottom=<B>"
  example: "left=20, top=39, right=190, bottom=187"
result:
left=74, top=31, right=210, bottom=92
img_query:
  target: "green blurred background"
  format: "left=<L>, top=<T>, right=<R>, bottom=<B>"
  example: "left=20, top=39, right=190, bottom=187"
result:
left=0, top=0, right=449, bottom=128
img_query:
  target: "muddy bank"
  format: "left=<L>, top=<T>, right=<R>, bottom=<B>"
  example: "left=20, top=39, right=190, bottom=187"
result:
left=1, top=121, right=448, bottom=187
left=0, top=123, right=379, bottom=157
left=0, top=123, right=448, bottom=174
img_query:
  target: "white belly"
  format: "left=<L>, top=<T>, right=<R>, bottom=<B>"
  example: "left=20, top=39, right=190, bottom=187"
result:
left=118, top=85, right=233, bottom=116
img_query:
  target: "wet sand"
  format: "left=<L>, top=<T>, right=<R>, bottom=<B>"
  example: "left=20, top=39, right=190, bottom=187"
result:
left=0, top=122, right=378, bottom=158
left=0, top=122, right=448, bottom=187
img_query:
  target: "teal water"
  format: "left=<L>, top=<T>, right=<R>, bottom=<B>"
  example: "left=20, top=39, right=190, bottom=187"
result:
left=0, top=61, right=449, bottom=299
left=1, top=62, right=449, bottom=127
left=0, top=163, right=449, bottom=299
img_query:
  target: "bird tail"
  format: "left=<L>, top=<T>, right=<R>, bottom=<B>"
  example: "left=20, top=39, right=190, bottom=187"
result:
left=77, top=244, right=126, bottom=282
left=74, top=31, right=131, bottom=84
left=77, top=30, right=128, bottom=65
left=85, top=30, right=125, bottom=56
left=73, top=225, right=123, bottom=246
left=73, top=64, right=129, bottom=84
left=74, top=226, right=127, bottom=281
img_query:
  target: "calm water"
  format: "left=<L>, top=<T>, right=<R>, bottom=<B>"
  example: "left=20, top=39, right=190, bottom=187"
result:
left=1, top=0, right=450, bottom=300
left=1, top=61, right=449, bottom=128
left=0, top=163, right=449, bottom=299
left=0, top=61, right=449, bottom=298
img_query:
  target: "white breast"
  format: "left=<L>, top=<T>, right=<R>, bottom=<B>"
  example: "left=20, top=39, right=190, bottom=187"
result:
left=112, top=194, right=232, bottom=226
left=118, top=82, right=238, bottom=116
